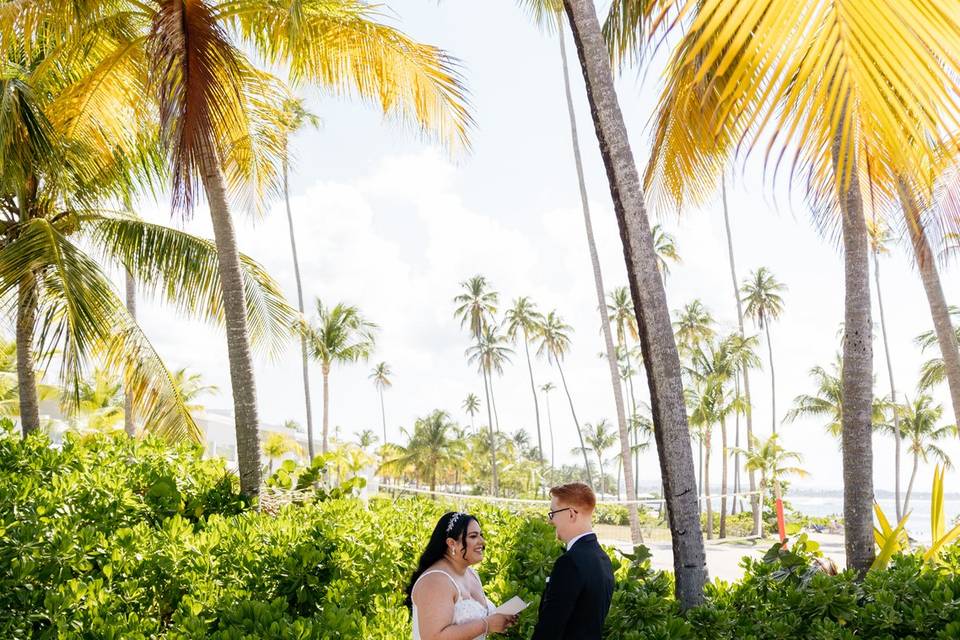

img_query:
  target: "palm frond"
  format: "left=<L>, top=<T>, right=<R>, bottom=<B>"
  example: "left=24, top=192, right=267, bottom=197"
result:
left=81, top=212, right=297, bottom=357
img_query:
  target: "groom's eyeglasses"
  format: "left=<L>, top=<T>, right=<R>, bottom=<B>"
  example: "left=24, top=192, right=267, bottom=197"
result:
left=547, top=507, right=577, bottom=521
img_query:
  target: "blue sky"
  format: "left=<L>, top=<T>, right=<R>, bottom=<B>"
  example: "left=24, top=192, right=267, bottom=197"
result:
left=134, top=0, right=959, bottom=494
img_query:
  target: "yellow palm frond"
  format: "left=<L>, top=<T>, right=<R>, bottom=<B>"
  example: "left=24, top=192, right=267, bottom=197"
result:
left=223, top=0, right=472, bottom=150
left=646, top=0, right=960, bottom=219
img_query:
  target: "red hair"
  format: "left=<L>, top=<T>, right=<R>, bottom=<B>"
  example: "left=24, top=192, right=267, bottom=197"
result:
left=550, top=482, right=596, bottom=511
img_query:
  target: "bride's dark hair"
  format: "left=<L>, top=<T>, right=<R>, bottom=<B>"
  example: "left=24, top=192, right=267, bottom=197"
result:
left=404, top=511, right=479, bottom=610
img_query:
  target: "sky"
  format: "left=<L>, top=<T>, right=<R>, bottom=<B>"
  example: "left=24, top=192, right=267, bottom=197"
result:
left=130, top=0, right=959, bottom=494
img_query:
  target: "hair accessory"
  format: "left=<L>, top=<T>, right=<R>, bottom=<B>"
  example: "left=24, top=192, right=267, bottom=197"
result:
left=446, top=512, right=462, bottom=534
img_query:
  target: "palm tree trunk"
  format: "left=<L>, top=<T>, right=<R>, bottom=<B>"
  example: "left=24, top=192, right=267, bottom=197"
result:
left=704, top=427, right=713, bottom=540
left=616, top=455, right=622, bottom=500
left=902, top=450, right=919, bottom=517
left=558, top=15, right=641, bottom=544
left=833, top=131, right=876, bottom=575
left=482, top=367, right=500, bottom=496
left=561, top=0, right=706, bottom=605
left=379, top=387, right=387, bottom=445
left=873, top=248, right=902, bottom=520
left=523, top=335, right=544, bottom=464
left=123, top=269, right=137, bottom=438
left=722, top=177, right=760, bottom=535
left=556, top=360, right=592, bottom=485
left=283, top=155, right=315, bottom=461
left=321, top=363, right=331, bottom=454
left=720, top=416, right=728, bottom=538
left=545, top=391, right=555, bottom=468
left=897, top=180, right=960, bottom=430
left=597, top=452, right=606, bottom=497
left=201, top=161, right=262, bottom=498
left=16, top=271, right=41, bottom=438
left=764, top=323, right=777, bottom=435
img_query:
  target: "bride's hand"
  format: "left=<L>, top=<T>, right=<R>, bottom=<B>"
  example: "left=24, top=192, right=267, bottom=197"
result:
left=485, top=614, right=518, bottom=633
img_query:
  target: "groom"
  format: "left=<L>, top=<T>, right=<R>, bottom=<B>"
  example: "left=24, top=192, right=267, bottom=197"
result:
left=532, top=482, right=614, bottom=640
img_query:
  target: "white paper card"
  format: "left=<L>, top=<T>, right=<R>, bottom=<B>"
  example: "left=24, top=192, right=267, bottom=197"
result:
left=493, top=596, right=529, bottom=616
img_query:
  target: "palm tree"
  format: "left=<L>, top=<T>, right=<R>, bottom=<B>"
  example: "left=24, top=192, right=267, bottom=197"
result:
left=454, top=275, right=501, bottom=494
left=517, top=0, right=642, bottom=542
left=583, top=419, right=619, bottom=497
left=652, top=224, right=681, bottom=280
left=466, top=326, right=513, bottom=495
left=75, top=369, right=125, bottom=432
left=901, top=186, right=960, bottom=430
left=462, top=393, right=481, bottom=431
left=537, top=310, right=592, bottom=485
left=540, top=382, right=557, bottom=467
left=608, top=287, right=639, bottom=416
left=262, top=432, right=304, bottom=474
left=277, top=97, right=321, bottom=461
left=785, top=357, right=888, bottom=438
left=917, top=308, right=960, bottom=393
left=611, top=0, right=960, bottom=577
left=381, top=410, right=460, bottom=493
left=738, top=434, right=809, bottom=542
left=897, top=395, right=955, bottom=517
left=12, top=0, right=471, bottom=498
left=719, top=174, right=761, bottom=534
left=369, top=362, right=392, bottom=445
left=742, top=268, right=786, bottom=435
left=123, top=268, right=137, bottom=437
left=505, top=297, right=546, bottom=463
left=557, top=0, right=708, bottom=604
left=868, top=220, right=904, bottom=519
left=673, top=301, right=716, bottom=357
left=304, top=299, right=378, bottom=455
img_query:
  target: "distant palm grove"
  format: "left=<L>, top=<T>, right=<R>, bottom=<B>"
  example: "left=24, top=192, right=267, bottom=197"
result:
left=1, top=0, right=960, bottom=615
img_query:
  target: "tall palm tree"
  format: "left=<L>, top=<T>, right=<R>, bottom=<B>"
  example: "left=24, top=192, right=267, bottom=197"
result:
left=673, top=300, right=716, bottom=357
left=917, top=308, right=960, bottom=393
left=737, top=434, right=809, bottom=541
left=462, top=392, right=480, bottom=431
left=742, top=267, right=786, bottom=435
left=608, top=287, right=639, bottom=416
left=897, top=395, right=955, bottom=517
left=517, top=0, right=641, bottom=542
left=537, top=310, right=592, bottom=485
left=558, top=0, right=708, bottom=604
left=277, top=97, right=321, bottom=461
left=868, top=220, right=904, bottom=519
left=720, top=175, right=761, bottom=533
left=369, top=362, right=392, bottom=445
left=581, top=419, right=618, bottom=497
left=304, top=299, right=378, bottom=455
left=785, top=357, right=888, bottom=438
left=466, top=326, right=513, bottom=495
left=505, top=297, right=546, bottom=463
left=381, top=410, right=460, bottom=493
left=652, top=223, right=681, bottom=280
left=123, top=269, right=137, bottom=437
left=611, top=0, right=960, bottom=577
left=902, top=186, right=960, bottom=429
left=12, top=0, right=471, bottom=498
left=454, top=275, right=501, bottom=494
left=540, top=382, right=557, bottom=467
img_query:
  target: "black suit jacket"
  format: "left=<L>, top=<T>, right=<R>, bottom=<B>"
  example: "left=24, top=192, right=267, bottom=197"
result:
left=531, top=533, right=614, bottom=640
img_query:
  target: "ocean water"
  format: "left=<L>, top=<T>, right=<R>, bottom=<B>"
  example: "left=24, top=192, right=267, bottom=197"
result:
left=786, top=496, right=960, bottom=543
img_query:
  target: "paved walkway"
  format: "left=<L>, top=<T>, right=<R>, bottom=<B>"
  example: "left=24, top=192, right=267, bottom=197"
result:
left=596, top=525, right=847, bottom=582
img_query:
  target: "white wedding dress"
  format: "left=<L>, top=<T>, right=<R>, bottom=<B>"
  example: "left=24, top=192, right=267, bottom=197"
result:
left=412, top=568, right=495, bottom=640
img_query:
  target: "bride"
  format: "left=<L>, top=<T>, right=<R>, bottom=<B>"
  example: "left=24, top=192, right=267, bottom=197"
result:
left=406, top=512, right=517, bottom=640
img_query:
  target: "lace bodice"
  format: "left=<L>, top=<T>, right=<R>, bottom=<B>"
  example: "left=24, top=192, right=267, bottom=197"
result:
left=412, top=568, right=494, bottom=640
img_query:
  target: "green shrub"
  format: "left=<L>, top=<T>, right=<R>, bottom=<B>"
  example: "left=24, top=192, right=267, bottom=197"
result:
left=2, top=426, right=959, bottom=639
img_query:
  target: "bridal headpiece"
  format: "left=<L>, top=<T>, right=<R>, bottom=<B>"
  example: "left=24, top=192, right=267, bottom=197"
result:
left=446, top=512, right=463, bottom=534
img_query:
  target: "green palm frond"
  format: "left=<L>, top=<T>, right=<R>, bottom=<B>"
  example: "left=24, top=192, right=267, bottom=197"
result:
left=81, top=212, right=297, bottom=356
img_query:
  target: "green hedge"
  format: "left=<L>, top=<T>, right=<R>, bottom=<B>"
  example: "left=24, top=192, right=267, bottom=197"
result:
left=2, top=426, right=959, bottom=639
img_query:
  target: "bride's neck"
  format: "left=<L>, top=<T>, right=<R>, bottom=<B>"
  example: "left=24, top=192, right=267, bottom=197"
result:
left=444, top=557, right=470, bottom=576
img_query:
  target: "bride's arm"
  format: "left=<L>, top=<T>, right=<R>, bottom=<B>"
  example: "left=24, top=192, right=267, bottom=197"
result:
left=412, top=574, right=489, bottom=640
